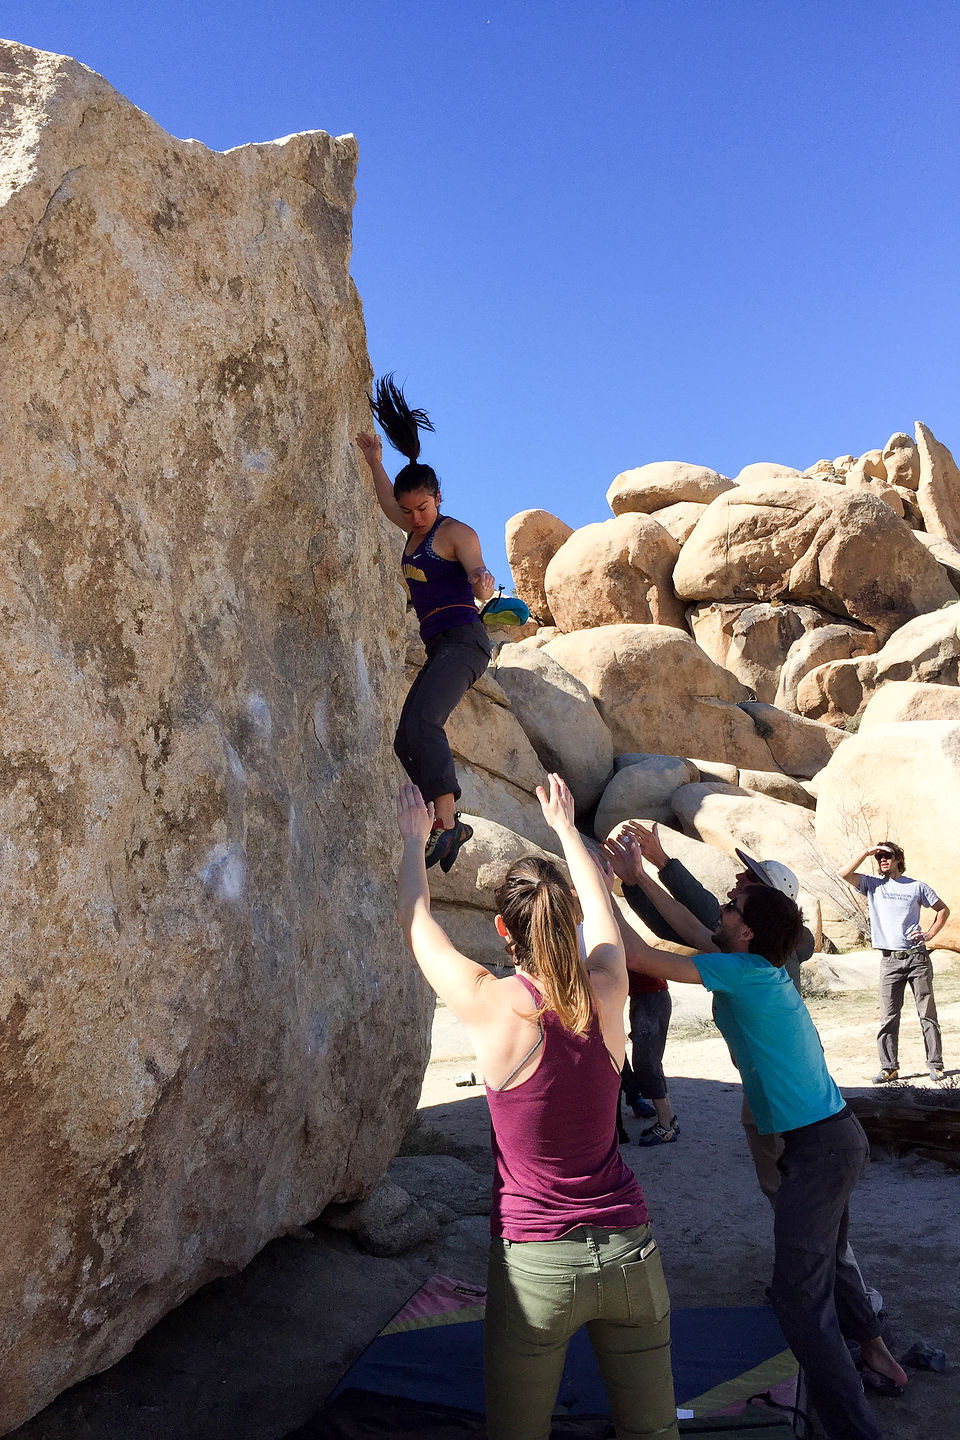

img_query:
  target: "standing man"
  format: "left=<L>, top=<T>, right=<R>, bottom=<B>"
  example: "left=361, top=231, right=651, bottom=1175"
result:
left=839, top=841, right=949, bottom=1083
left=609, top=862, right=906, bottom=1440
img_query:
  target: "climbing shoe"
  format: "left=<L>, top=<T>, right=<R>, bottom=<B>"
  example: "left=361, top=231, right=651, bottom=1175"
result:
left=872, top=1068, right=899, bottom=1084
left=439, top=816, right=474, bottom=873
left=929, top=1064, right=945, bottom=1082
left=636, top=1122, right=678, bottom=1147
left=630, top=1098, right=657, bottom=1120
left=424, top=825, right=448, bottom=869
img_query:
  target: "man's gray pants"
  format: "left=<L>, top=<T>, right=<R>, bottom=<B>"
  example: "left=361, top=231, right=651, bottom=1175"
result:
left=877, top=946, right=942, bottom=1069
left=767, top=1109, right=882, bottom=1440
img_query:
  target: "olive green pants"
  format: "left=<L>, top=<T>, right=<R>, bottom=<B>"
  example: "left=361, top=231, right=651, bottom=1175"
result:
left=484, top=1224, right=679, bottom=1440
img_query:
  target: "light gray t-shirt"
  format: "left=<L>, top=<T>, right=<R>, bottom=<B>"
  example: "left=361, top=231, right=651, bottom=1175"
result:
left=858, top=873, right=940, bottom=950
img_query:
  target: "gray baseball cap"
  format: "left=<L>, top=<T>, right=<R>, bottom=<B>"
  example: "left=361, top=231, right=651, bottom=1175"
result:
left=735, top=848, right=800, bottom=901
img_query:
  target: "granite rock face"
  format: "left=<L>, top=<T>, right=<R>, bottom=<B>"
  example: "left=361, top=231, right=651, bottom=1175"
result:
left=0, top=40, right=430, bottom=1430
left=674, top=479, right=955, bottom=642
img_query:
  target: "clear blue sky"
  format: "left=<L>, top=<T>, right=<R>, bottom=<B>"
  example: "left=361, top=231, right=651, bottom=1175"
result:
left=5, top=2, right=959, bottom=586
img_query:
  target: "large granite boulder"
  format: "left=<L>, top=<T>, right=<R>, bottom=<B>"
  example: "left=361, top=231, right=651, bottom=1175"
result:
left=796, top=602, right=960, bottom=726
left=736, top=702, right=848, bottom=778
left=593, top=755, right=700, bottom=836
left=686, top=600, right=835, bottom=704
left=543, top=514, right=685, bottom=632
left=670, top=783, right=868, bottom=949
left=504, top=508, right=574, bottom=624
left=648, top=501, right=707, bottom=545
left=882, top=432, right=920, bottom=490
left=673, top=479, right=956, bottom=642
left=915, top=421, right=960, bottom=549
left=493, top=645, right=614, bottom=813
left=774, top=623, right=879, bottom=713
left=815, top=721, right=960, bottom=951
left=859, top=681, right=960, bottom=729
left=606, top=461, right=733, bottom=515
left=734, top=462, right=802, bottom=484
left=0, top=41, right=432, bottom=1431
left=914, top=531, right=960, bottom=596
left=736, top=769, right=816, bottom=809
left=543, top=625, right=776, bottom=768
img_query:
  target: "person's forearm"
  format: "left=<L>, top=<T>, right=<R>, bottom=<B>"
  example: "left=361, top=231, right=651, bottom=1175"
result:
left=397, top=839, right=431, bottom=936
left=839, top=848, right=871, bottom=883
left=556, top=824, right=619, bottom=942
left=367, top=456, right=404, bottom=522
left=621, top=883, right=685, bottom=944
left=924, top=906, right=949, bottom=942
left=628, top=869, right=714, bottom=951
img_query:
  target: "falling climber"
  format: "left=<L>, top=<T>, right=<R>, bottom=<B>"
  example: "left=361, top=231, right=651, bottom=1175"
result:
left=356, top=375, right=497, bottom=872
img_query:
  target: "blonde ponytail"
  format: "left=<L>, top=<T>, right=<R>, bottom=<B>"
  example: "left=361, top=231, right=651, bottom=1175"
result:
left=496, top=859, right=593, bottom=1035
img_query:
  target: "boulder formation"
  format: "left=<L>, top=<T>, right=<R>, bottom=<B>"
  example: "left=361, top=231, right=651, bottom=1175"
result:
left=543, top=625, right=777, bottom=767
left=504, top=508, right=573, bottom=624
left=606, top=461, right=734, bottom=514
left=673, top=480, right=955, bottom=642
left=492, top=645, right=614, bottom=813
left=543, top=513, right=685, bottom=632
left=0, top=40, right=431, bottom=1431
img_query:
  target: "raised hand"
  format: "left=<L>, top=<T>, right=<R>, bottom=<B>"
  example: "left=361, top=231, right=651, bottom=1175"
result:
left=397, top=783, right=435, bottom=846
left=355, top=430, right=383, bottom=469
left=603, top=829, right=647, bottom=887
left=623, top=820, right=669, bottom=871
left=589, top=848, right=617, bottom=895
left=535, top=772, right=576, bottom=834
left=467, top=565, right=497, bottom=603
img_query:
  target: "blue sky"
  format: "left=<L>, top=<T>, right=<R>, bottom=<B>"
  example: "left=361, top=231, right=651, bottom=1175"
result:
left=5, top=2, right=959, bottom=586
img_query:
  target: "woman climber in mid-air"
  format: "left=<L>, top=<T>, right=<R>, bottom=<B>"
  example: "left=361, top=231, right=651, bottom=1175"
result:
left=356, top=375, right=496, bottom=873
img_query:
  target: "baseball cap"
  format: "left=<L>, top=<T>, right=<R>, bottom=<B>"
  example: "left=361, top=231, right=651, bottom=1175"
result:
left=734, top=847, right=800, bottom=901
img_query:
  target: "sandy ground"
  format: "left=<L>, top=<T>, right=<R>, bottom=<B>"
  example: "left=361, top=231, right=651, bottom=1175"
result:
left=12, top=957, right=959, bottom=1439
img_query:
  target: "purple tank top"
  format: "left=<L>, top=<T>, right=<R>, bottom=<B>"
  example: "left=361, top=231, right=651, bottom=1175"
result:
left=402, top=517, right=479, bottom=641
left=486, top=975, right=649, bottom=1241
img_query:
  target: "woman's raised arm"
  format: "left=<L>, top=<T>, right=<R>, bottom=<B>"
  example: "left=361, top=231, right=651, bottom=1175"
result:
left=396, top=784, right=496, bottom=1021
left=356, top=430, right=408, bottom=529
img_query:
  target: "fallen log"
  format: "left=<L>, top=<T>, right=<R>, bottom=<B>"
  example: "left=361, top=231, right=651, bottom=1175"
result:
left=849, top=1096, right=960, bottom=1170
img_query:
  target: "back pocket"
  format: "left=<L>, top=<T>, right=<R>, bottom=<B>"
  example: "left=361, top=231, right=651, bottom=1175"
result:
left=622, top=1243, right=671, bottom=1325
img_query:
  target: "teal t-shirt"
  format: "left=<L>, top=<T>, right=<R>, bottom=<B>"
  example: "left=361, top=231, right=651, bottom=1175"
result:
left=693, top=951, right=845, bottom=1136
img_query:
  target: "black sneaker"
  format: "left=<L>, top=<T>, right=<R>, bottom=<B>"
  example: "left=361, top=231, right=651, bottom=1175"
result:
left=636, top=1122, right=678, bottom=1147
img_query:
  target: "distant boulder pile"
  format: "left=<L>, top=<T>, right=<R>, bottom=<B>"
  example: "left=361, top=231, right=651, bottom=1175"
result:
left=443, top=426, right=960, bottom=964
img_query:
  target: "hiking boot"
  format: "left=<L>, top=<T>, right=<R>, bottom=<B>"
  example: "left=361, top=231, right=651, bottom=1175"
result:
left=636, top=1122, right=678, bottom=1147
left=872, top=1068, right=899, bottom=1083
left=929, top=1064, right=945, bottom=1082
left=630, top=1098, right=657, bottom=1120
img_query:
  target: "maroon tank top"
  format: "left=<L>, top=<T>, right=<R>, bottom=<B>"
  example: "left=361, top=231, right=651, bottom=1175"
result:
left=486, top=974, right=649, bottom=1241
left=402, top=517, right=479, bottom=641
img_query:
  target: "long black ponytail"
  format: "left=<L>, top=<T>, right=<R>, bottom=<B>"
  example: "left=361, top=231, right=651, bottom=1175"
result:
left=372, top=374, right=441, bottom=499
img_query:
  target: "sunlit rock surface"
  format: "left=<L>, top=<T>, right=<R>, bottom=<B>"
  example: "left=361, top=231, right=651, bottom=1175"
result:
left=0, top=38, right=430, bottom=1430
